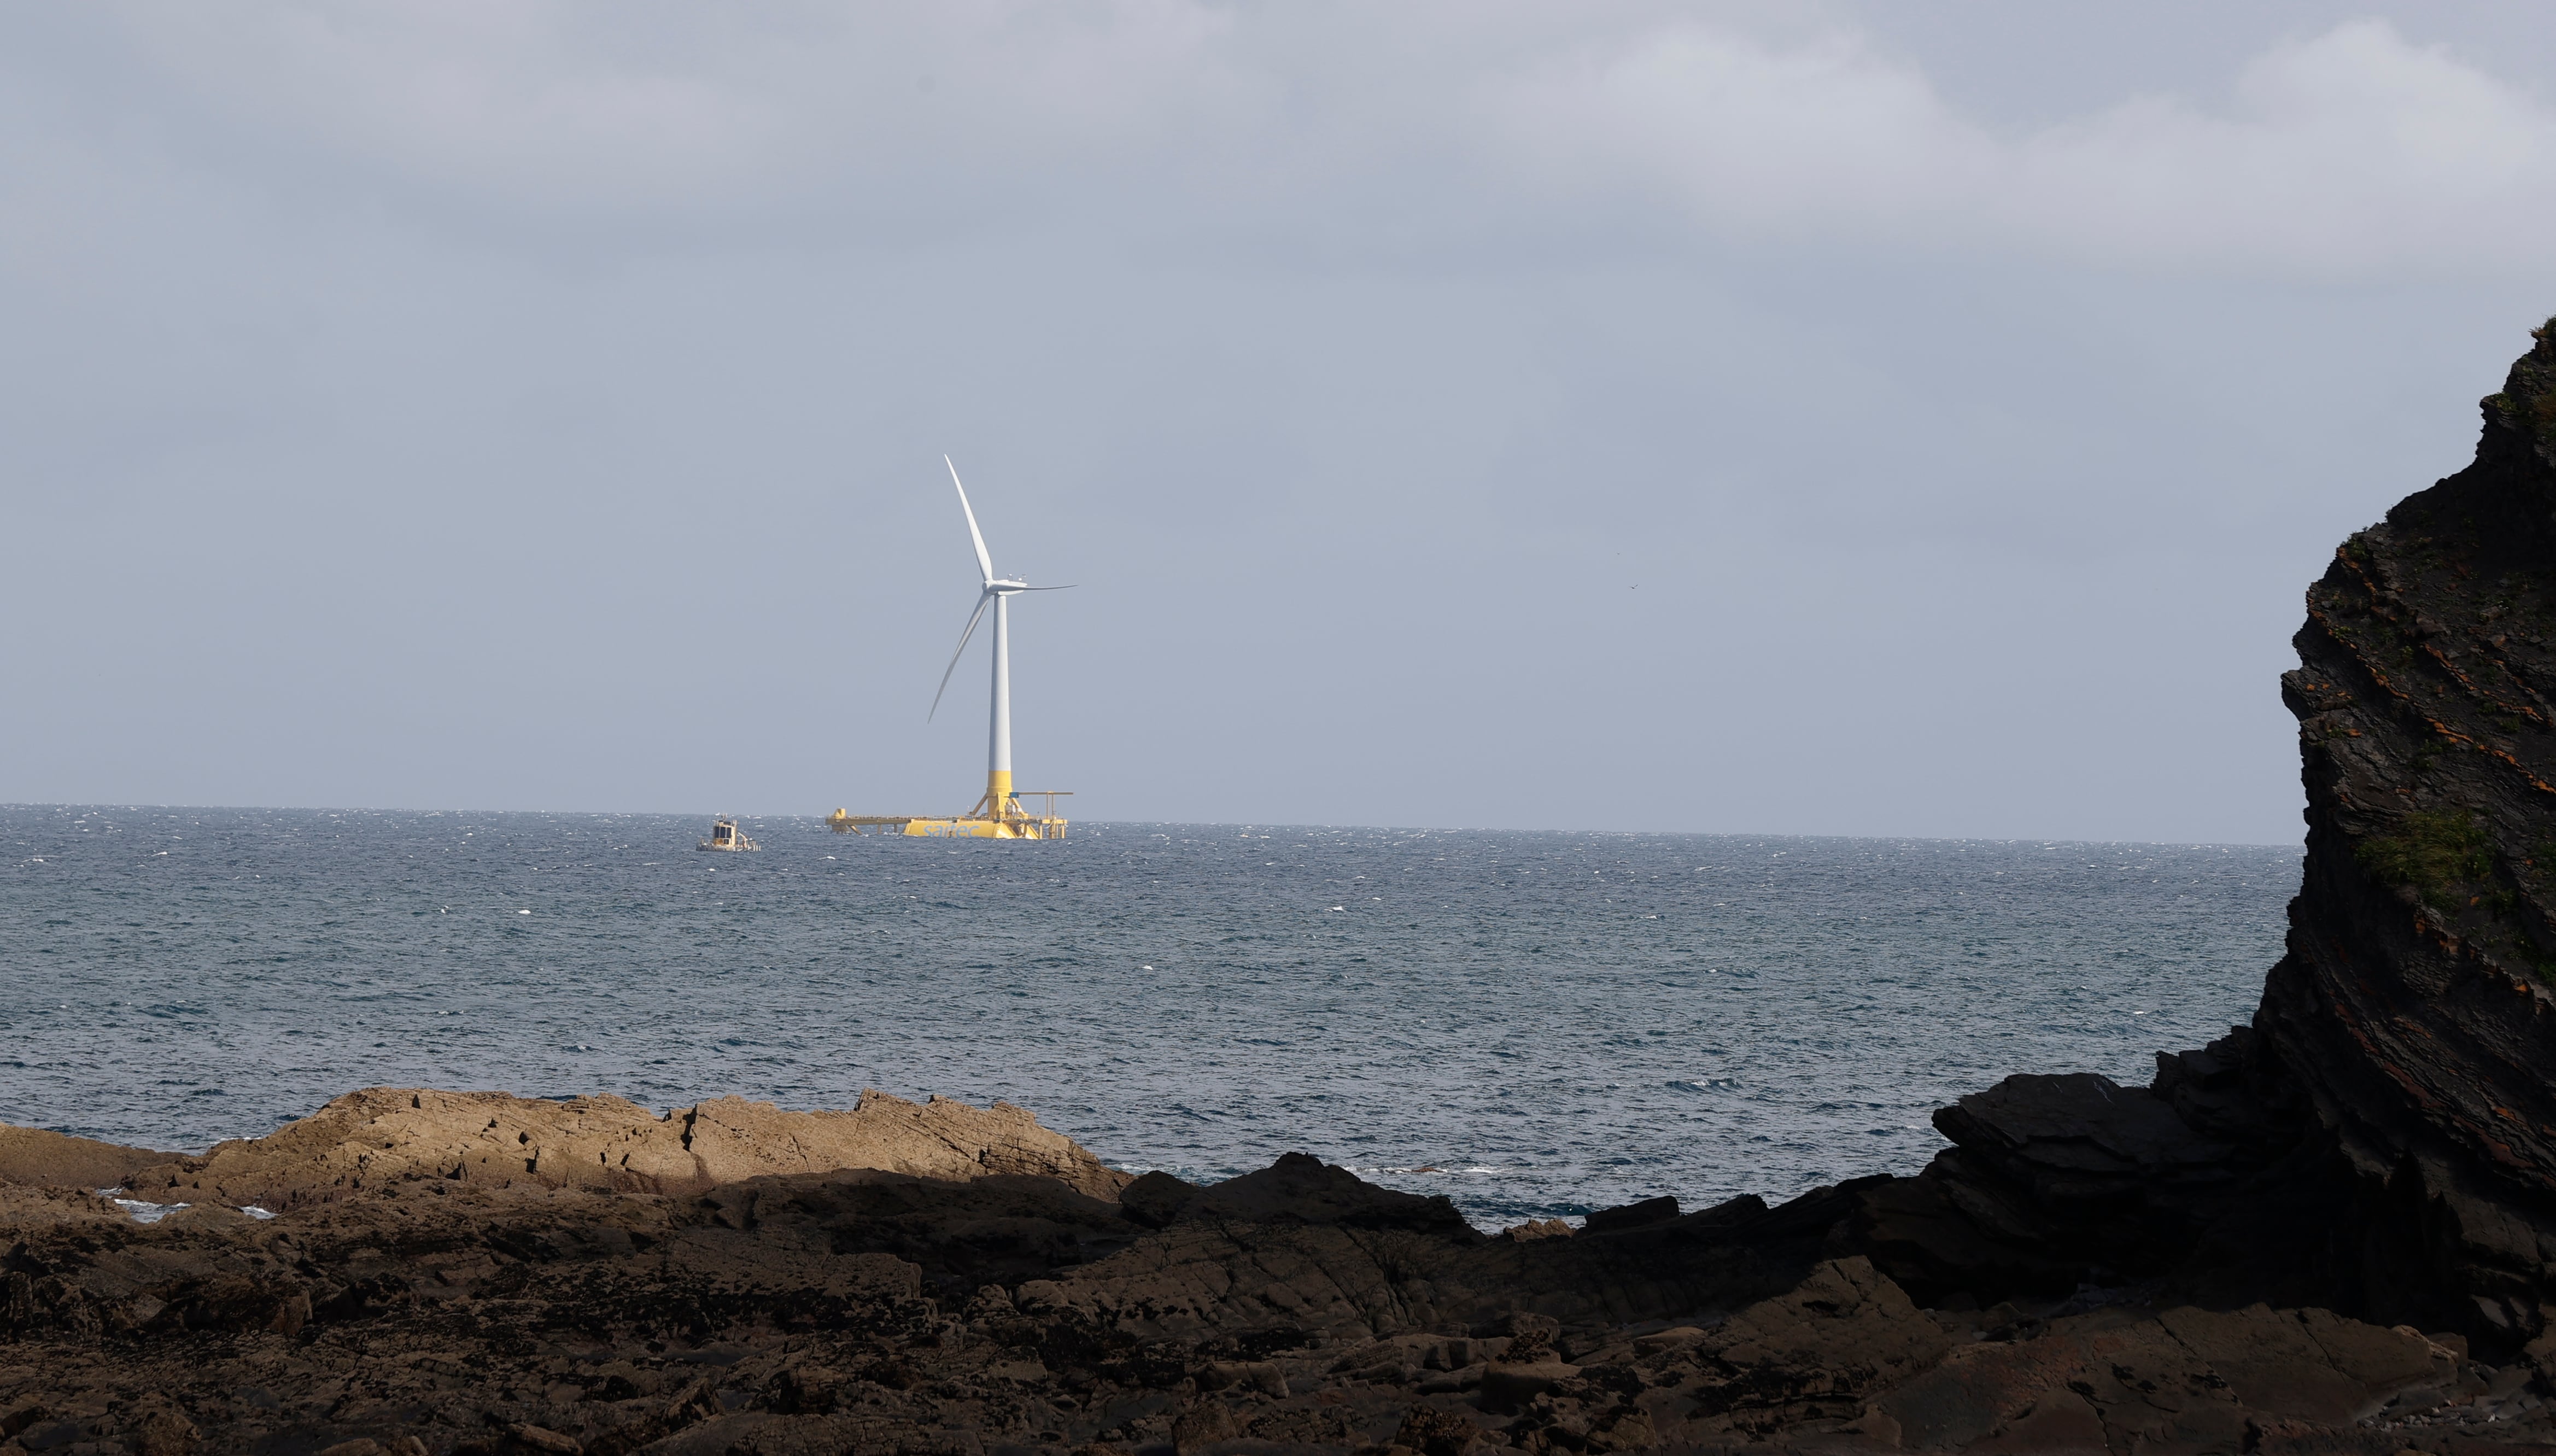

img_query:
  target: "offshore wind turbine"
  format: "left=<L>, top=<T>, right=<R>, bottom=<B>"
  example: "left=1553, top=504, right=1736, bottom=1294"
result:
left=928, top=457, right=1072, bottom=825
left=828, top=459, right=1075, bottom=839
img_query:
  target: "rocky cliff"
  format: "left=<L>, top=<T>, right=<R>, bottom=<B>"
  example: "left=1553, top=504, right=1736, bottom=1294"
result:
left=1809, top=321, right=2556, bottom=1356
left=2265, top=328, right=2556, bottom=1336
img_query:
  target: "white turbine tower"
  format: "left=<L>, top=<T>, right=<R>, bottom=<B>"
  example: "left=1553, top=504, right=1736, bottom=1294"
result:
left=929, top=457, right=1069, bottom=826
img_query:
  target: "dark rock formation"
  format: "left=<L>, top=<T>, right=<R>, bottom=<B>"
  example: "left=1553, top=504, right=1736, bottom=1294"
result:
left=1817, top=320, right=2556, bottom=1358
left=1115, top=1153, right=1481, bottom=1237
left=0, top=1149, right=2513, bottom=1455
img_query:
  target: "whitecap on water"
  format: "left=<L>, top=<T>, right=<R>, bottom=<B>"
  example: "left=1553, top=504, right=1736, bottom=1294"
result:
left=100, top=1187, right=272, bottom=1221
left=1344, top=1164, right=1504, bottom=1177
left=110, top=1197, right=186, bottom=1223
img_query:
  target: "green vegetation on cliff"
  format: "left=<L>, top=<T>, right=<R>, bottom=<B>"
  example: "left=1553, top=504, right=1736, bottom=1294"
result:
left=2355, top=809, right=2491, bottom=911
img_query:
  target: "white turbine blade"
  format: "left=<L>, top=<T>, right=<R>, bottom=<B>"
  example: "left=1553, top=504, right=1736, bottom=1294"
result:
left=1014, top=584, right=1076, bottom=591
left=945, top=455, right=995, bottom=586
left=929, top=590, right=993, bottom=721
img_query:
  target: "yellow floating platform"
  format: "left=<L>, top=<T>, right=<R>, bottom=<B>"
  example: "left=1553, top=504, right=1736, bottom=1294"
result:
left=827, top=781, right=1070, bottom=840
left=827, top=809, right=1067, bottom=840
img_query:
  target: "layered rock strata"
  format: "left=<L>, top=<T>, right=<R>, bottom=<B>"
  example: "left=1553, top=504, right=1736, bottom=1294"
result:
left=1823, top=320, right=2556, bottom=1351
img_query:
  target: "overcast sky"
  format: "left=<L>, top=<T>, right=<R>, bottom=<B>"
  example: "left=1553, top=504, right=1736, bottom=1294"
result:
left=4, top=2, right=2553, bottom=841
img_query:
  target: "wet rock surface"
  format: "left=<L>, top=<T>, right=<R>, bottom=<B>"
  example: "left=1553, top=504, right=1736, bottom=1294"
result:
left=23, top=323, right=2556, bottom=1450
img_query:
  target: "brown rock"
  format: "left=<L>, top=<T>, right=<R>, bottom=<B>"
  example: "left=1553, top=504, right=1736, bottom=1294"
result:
left=108, top=1086, right=1128, bottom=1209
left=1392, top=1402, right=1481, bottom=1456
left=1169, top=1399, right=1237, bottom=1452
left=1476, top=1362, right=1580, bottom=1414
left=2161, top=1305, right=2455, bottom=1424
left=1584, top=1406, right=1657, bottom=1453
left=131, top=1406, right=200, bottom=1456
left=1668, top=1256, right=1956, bottom=1436
left=0, top=1136, right=2524, bottom=1456
left=686, top=1092, right=1127, bottom=1198
left=0, top=1124, right=171, bottom=1191
left=0, top=1185, right=130, bottom=1229
left=1877, top=1301, right=2463, bottom=1452
left=1498, top=1316, right=1557, bottom=1363
left=1964, top=1389, right=2107, bottom=1454
left=1631, top=1325, right=1705, bottom=1354
left=1196, top=1360, right=1288, bottom=1396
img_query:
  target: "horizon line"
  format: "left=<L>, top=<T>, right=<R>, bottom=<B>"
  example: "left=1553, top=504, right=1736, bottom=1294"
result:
left=0, top=800, right=2308, bottom=851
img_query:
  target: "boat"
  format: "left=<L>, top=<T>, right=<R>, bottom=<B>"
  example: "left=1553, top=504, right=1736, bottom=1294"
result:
left=697, top=816, right=759, bottom=852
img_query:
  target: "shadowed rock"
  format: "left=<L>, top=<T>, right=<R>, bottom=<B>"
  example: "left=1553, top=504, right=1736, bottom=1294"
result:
left=1120, top=1152, right=1480, bottom=1237
left=0, top=1143, right=2510, bottom=1455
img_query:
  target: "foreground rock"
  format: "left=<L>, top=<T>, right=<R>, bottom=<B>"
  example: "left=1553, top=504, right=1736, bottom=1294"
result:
left=0, top=1142, right=2519, bottom=1455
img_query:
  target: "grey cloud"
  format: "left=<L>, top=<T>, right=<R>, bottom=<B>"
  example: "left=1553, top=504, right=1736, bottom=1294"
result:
left=49, top=5, right=2556, bottom=280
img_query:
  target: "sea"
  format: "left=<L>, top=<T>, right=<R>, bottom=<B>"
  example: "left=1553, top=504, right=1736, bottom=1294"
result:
left=0, top=806, right=2298, bottom=1228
